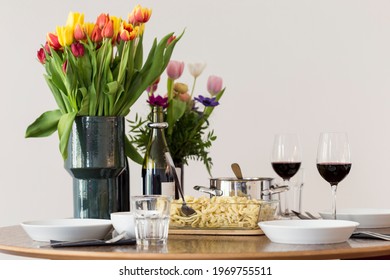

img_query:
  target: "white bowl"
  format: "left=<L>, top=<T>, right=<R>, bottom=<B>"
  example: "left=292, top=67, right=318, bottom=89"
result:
left=319, top=208, right=390, bottom=228
left=110, top=212, right=136, bottom=238
left=21, top=218, right=113, bottom=242
left=259, top=219, right=359, bottom=244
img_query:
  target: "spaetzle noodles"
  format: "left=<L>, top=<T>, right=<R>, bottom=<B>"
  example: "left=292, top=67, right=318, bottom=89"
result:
left=170, top=196, right=277, bottom=229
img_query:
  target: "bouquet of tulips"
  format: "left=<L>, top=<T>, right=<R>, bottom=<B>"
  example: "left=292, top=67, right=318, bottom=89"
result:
left=26, top=4, right=182, bottom=160
left=128, top=60, right=225, bottom=175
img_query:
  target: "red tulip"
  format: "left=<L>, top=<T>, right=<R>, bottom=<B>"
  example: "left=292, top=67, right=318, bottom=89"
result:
left=166, top=60, right=184, bottom=80
left=37, top=48, right=46, bottom=64
left=207, top=75, right=223, bottom=96
left=167, top=35, right=176, bottom=46
left=71, top=42, right=85, bottom=57
left=46, top=32, right=61, bottom=51
left=44, top=42, right=51, bottom=54
left=62, top=60, right=68, bottom=74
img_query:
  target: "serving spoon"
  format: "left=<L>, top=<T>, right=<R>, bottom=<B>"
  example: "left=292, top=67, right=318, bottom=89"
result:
left=165, top=152, right=196, bottom=216
left=231, top=163, right=244, bottom=179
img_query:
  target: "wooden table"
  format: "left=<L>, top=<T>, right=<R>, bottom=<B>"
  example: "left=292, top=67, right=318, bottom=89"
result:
left=1, top=225, right=390, bottom=260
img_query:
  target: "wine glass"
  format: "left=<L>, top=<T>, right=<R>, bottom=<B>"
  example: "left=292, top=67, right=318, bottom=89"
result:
left=271, top=133, right=302, bottom=217
left=316, top=132, right=351, bottom=220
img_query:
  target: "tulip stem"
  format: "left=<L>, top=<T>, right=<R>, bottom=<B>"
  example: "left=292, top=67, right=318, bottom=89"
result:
left=190, top=77, right=197, bottom=98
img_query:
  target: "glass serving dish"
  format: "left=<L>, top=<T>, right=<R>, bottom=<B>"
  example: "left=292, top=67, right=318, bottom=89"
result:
left=170, top=196, right=278, bottom=230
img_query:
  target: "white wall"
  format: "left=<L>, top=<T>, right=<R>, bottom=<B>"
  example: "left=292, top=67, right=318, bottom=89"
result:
left=1, top=0, right=390, bottom=258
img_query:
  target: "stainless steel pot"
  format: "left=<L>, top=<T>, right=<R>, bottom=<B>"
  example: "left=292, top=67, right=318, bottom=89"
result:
left=194, top=177, right=288, bottom=200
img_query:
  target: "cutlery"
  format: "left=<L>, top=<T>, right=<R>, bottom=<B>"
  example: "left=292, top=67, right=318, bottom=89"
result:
left=165, top=152, right=196, bottom=216
left=291, top=210, right=311, bottom=219
left=351, top=231, right=390, bottom=241
left=40, top=232, right=130, bottom=248
left=305, top=212, right=319, bottom=219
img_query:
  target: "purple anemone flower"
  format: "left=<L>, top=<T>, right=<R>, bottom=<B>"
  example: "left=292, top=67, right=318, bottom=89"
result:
left=194, top=95, right=219, bottom=107
left=147, top=94, right=168, bottom=108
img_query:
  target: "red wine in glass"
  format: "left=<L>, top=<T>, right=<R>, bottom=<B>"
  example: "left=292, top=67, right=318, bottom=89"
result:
left=316, top=163, right=351, bottom=186
left=271, top=133, right=302, bottom=217
left=272, top=162, right=301, bottom=181
left=316, top=132, right=351, bottom=220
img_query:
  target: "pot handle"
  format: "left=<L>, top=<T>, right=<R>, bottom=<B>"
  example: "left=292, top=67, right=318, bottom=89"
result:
left=268, top=183, right=289, bottom=194
left=193, top=186, right=223, bottom=197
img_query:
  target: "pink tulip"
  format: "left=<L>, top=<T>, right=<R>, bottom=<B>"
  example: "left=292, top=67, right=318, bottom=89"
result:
left=207, top=75, right=223, bottom=96
left=166, top=60, right=184, bottom=80
left=74, top=24, right=86, bottom=41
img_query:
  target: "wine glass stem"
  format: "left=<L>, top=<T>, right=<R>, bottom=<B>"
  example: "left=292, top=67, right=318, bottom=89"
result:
left=281, top=179, right=290, bottom=216
left=331, top=184, right=338, bottom=220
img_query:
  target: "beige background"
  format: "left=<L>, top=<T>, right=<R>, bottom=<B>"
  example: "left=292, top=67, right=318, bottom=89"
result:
left=1, top=0, right=390, bottom=258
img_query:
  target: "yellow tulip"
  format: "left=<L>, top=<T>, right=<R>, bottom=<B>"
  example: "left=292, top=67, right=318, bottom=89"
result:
left=66, top=12, right=85, bottom=30
left=56, top=25, right=74, bottom=46
left=55, top=12, right=85, bottom=47
left=83, top=22, right=95, bottom=39
left=110, top=16, right=122, bottom=39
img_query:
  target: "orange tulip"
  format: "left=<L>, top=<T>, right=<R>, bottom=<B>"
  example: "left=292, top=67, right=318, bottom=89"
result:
left=119, top=22, right=137, bottom=41
left=96, top=13, right=109, bottom=29
left=91, top=25, right=103, bottom=43
left=129, top=5, right=152, bottom=24
left=102, top=20, right=114, bottom=38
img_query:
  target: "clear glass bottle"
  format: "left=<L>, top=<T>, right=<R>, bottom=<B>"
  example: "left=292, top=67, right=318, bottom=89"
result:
left=142, top=106, right=176, bottom=198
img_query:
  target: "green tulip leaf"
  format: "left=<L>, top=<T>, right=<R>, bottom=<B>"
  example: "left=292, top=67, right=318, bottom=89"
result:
left=25, top=109, right=62, bottom=138
left=124, top=136, right=143, bottom=165
left=58, top=112, right=77, bottom=160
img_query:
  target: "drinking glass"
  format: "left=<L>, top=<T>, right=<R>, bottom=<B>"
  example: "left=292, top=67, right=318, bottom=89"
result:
left=271, top=133, right=302, bottom=217
left=131, top=195, right=171, bottom=247
left=316, top=132, right=351, bottom=220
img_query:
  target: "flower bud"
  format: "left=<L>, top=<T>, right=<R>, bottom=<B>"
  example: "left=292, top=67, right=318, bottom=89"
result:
left=174, top=83, right=188, bottom=94
left=178, top=92, right=191, bottom=102
left=166, top=60, right=184, bottom=80
left=74, top=23, right=86, bottom=41
left=207, top=75, right=223, bottom=96
left=37, top=48, right=46, bottom=64
left=62, top=60, right=68, bottom=74
left=167, top=35, right=176, bottom=45
left=71, top=42, right=85, bottom=57
left=188, top=62, right=206, bottom=78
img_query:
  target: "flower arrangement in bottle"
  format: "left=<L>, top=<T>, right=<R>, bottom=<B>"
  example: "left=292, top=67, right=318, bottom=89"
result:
left=128, top=60, right=225, bottom=175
